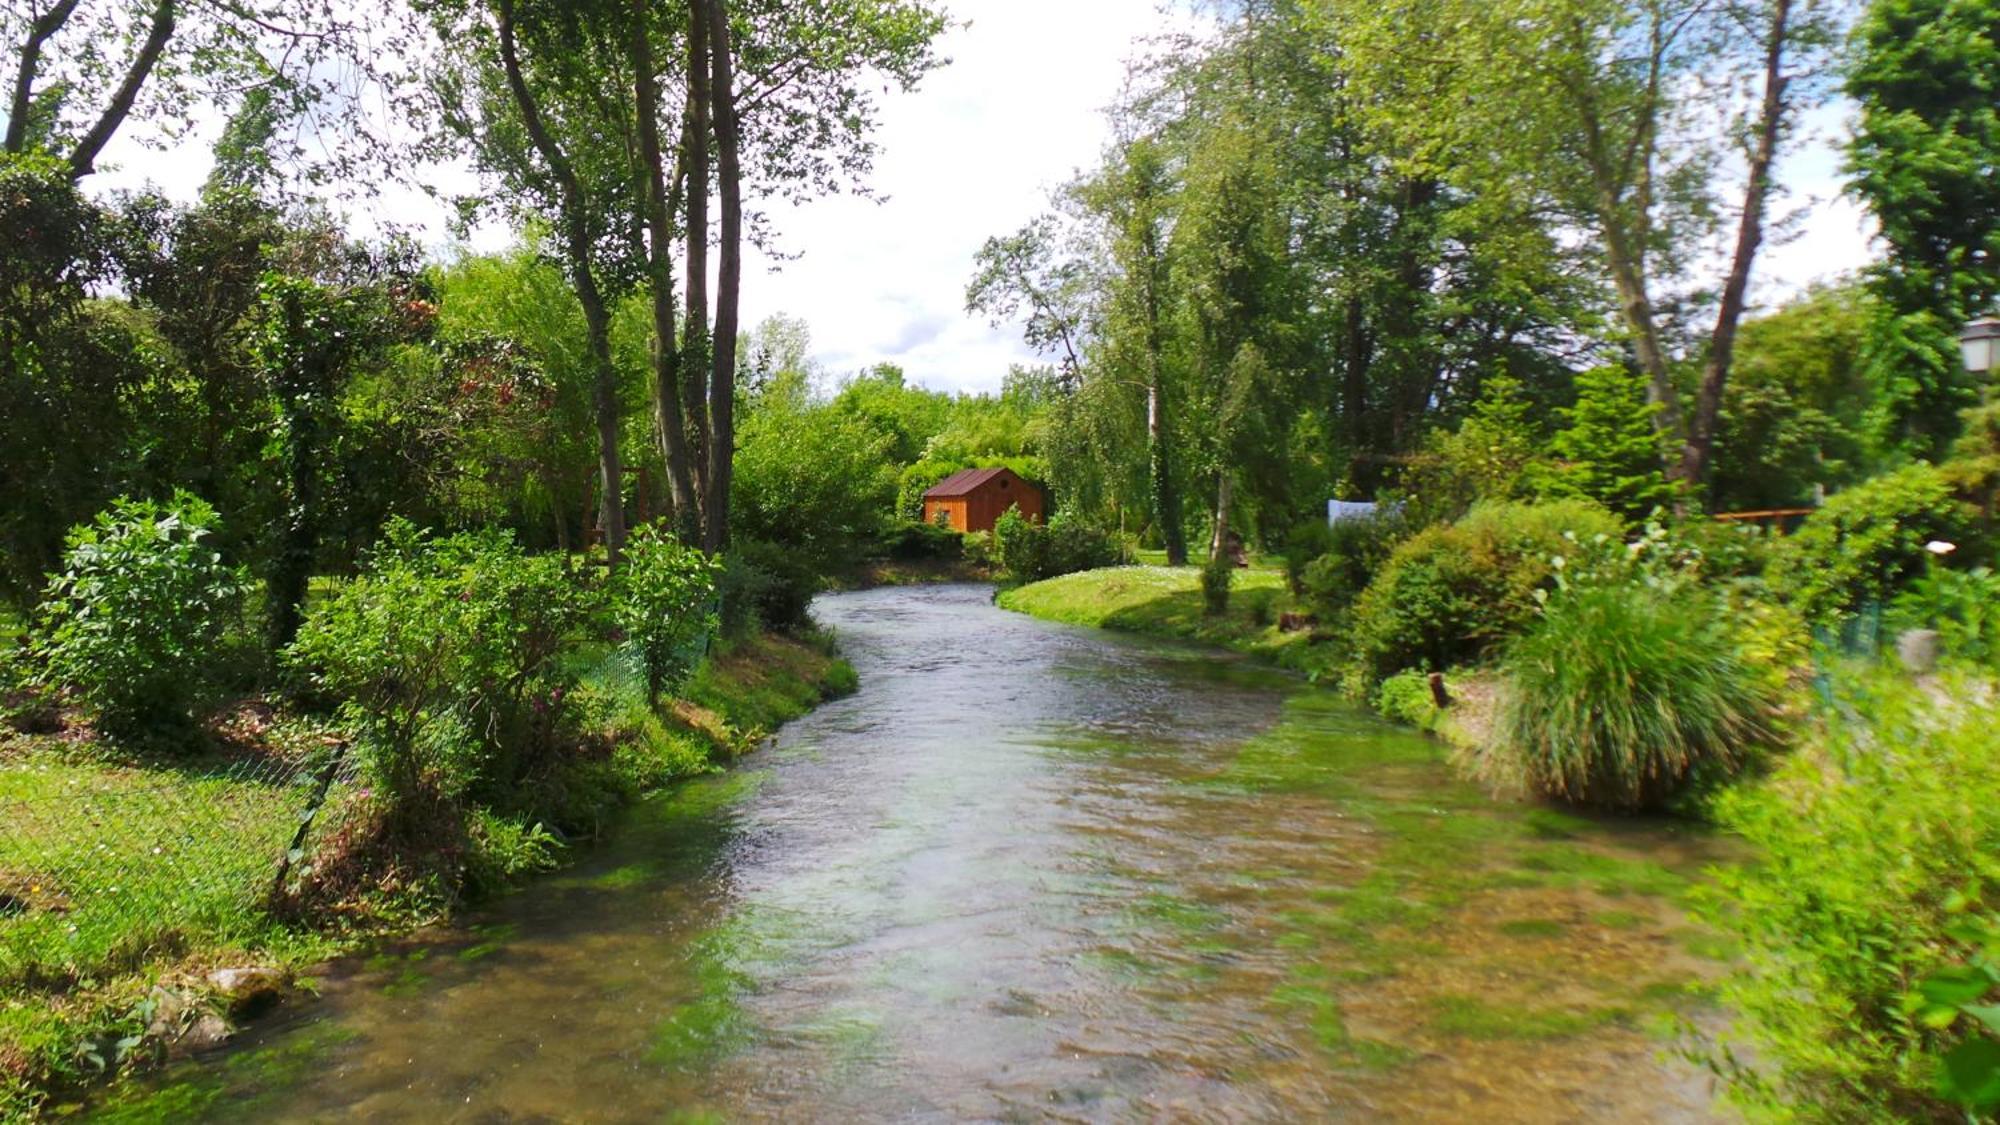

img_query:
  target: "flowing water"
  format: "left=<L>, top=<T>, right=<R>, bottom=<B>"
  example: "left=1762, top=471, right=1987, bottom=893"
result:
left=95, top=584, right=1733, bottom=1122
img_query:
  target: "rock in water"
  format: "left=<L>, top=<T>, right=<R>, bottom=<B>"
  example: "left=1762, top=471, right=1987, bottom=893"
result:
left=205, top=966, right=288, bottom=1017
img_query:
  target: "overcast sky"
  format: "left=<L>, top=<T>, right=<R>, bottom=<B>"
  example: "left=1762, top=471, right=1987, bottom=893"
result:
left=88, top=0, right=1879, bottom=397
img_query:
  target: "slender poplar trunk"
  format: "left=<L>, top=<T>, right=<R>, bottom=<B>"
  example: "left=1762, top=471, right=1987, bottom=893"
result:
left=704, top=0, right=741, bottom=552
left=494, top=0, right=623, bottom=561
left=630, top=0, right=697, bottom=527
left=682, top=0, right=714, bottom=515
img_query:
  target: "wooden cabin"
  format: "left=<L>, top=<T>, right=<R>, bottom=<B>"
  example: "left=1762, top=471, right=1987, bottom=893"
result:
left=921, top=467, right=1044, bottom=534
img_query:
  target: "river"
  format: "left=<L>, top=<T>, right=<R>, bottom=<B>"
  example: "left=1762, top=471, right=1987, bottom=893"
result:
left=96, top=584, right=1730, bottom=1122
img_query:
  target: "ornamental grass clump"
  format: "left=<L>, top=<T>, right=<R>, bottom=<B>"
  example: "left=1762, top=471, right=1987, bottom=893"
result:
left=1485, top=541, right=1780, bottom=810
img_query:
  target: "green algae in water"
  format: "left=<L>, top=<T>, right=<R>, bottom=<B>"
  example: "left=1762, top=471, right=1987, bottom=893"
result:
left=1497, top=919, right=1567, bottom=939
left=1426, top=993, right=1633, bottom=1041
left=89, top=1021, right=360, bottom=1124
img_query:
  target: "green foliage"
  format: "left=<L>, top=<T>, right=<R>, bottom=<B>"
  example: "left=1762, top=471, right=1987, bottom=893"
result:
left=1375, top=670, right=1442, bottom=732
left=463, top=809, right=563, bottom=899
left=286, top=521, right=594, bottom=821
left=1711, top=284, right=1881, bottom=510
left=1547, top=366, right=1675, bottom=519
left=1200, top=554, right=1233, bottom=616
left=1280, top=521, right=1332, bottom=596
left=1486, top=544, right=1778, bottom=810
left=29, top=493, right=246, bottom=741
left=1298, top=511, right=1410, bottom=622
left=876, top=520, right=963, bottom=562
left=1701, top=676, right=2000, bottom=1120
left=1347, top=500, right=1623, bottom=683
left=718, top=539, right=819, bottom=636
left=615, top=528, right=720, bottom=702
left=1916, top=911, right=2000, bottom=1116
left=1846, top=0, right=2000, bottom=454
left=1768, top=463, right=1984, bottom=621
left=994, top=508, right=1124, bottom=584
left=1398, top=376, right=1552, bottom=525
left=732, top=398, right=898, bottom=571
left=1892, top=565, right=2000, bottom=669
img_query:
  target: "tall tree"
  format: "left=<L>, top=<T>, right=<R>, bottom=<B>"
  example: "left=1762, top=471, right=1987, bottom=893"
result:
left=1846, top=0, right=2000, bottom=454
left=1079, top=137, right=1190, bottom=565
left=1681, top=0, right=1839, bottom=489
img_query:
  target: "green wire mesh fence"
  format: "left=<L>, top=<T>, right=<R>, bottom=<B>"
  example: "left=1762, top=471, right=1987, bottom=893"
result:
left=0, top=736, right=352, bottom=988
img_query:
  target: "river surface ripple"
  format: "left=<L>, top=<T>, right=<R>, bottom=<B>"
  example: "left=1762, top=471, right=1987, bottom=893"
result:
left=96, top=583, right=1729, bottom=1123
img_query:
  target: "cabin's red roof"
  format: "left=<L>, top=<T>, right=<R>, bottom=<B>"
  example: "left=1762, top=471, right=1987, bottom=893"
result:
left=923, top=467, right=1012, bottom=498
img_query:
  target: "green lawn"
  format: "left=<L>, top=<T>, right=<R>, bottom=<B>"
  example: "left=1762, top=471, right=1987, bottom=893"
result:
left=997, top=564, right=1336, bottom=677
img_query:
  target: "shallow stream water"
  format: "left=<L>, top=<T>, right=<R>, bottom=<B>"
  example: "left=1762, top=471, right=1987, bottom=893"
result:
left=95, top=584, right=1731, bottom=1122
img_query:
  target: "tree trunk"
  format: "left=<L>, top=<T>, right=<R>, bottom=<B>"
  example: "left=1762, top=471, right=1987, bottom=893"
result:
left=681, top=0, right=714, bottom=513
left=494, top=0, right=623, bottom=562
left=1140, top=217, right=1187, bottom=567
left=1209, top=472, right=1234, bottom=561
left=1681, top=0, right=1793, bottom=493
left=630, top=0, right=698, bottom=528
left=704, top=0, right=742, bottom=552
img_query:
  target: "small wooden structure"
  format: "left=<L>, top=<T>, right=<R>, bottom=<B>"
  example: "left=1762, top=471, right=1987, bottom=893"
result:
left=1713, top=507, right=1815, bottom=534
left=922, top=467, right=1043, bottom=534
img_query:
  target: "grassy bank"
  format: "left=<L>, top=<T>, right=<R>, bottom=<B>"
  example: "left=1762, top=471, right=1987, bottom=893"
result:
left=995, top=563, right=1324, bottom=668
left=0, top=632, right=853, bottom=1121
left=997, top=564, right=1500, bottom=748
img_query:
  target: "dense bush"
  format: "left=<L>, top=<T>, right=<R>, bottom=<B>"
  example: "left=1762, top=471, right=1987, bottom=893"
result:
left=877, top=519, right=964, bottom=562
left=731, top=398, right=897, bottom=570
left=1701, top=676, right=2000, bottom=1120
left=1375, top=670, right=1443, bottom=732
left=1280, top=520, right=1333, bottom=595
left=614, top=527, right=720, bottom=702
left=719, top=537, right=819, bottom=635
left=1768, top=463, right=1983, bottom=621
left=1485, top=559, right=1778, bottom=810
left=286, top=521, right=594, bottom=824
left=29, top=493, right=246, bottom=740
left=1892, top=564, right=2000, bottom=669
left=1298, top=510, right=1410, bottom=621
left=994, top=507, right=1124, bottom=583
left=1346, top=499, right=1622, bottom=683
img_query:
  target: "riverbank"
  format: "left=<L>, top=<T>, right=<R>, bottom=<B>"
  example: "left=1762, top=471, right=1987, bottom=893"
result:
left=0, top=631, right=854, bottom=1121
left=78, top=585, right=1738, bottom=1122
left=996, top=564, right=1499, bottom=746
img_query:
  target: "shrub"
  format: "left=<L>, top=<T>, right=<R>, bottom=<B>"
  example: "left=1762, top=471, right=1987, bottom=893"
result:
left=995, top=507, right=1123, bottom=583
left=614, top=527, right=720, bottom=702
left=286, top=521, right=594, bottom=825
left=1281, top=521, right=1333, bottom=595
left=1200, top=554, right=1233, bottom=616
left=1299, top=510, right=1411, bottom=622
left=719, top=538, right=818, bottom=635
left=1347, top=499, right=1622, bottom=683
left=1546, top=364, right=1677, bottom=519
left=1700, top=675, right=2000, bottom=1120
left=29, top=493, right=246, bottom=740
left=1375, top=670, right=1442, bottom=732
left=878, top=519, right=963, bottom=562
left=1891, top=564, right=2000, bottom=669
left=1485, top=573, right=1778, bottom=810
left=463, top=809, right=562, bottom=898
left=731, top=399, right=897, bottom=570
left=1768, top=463, right=1983, bottom=622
